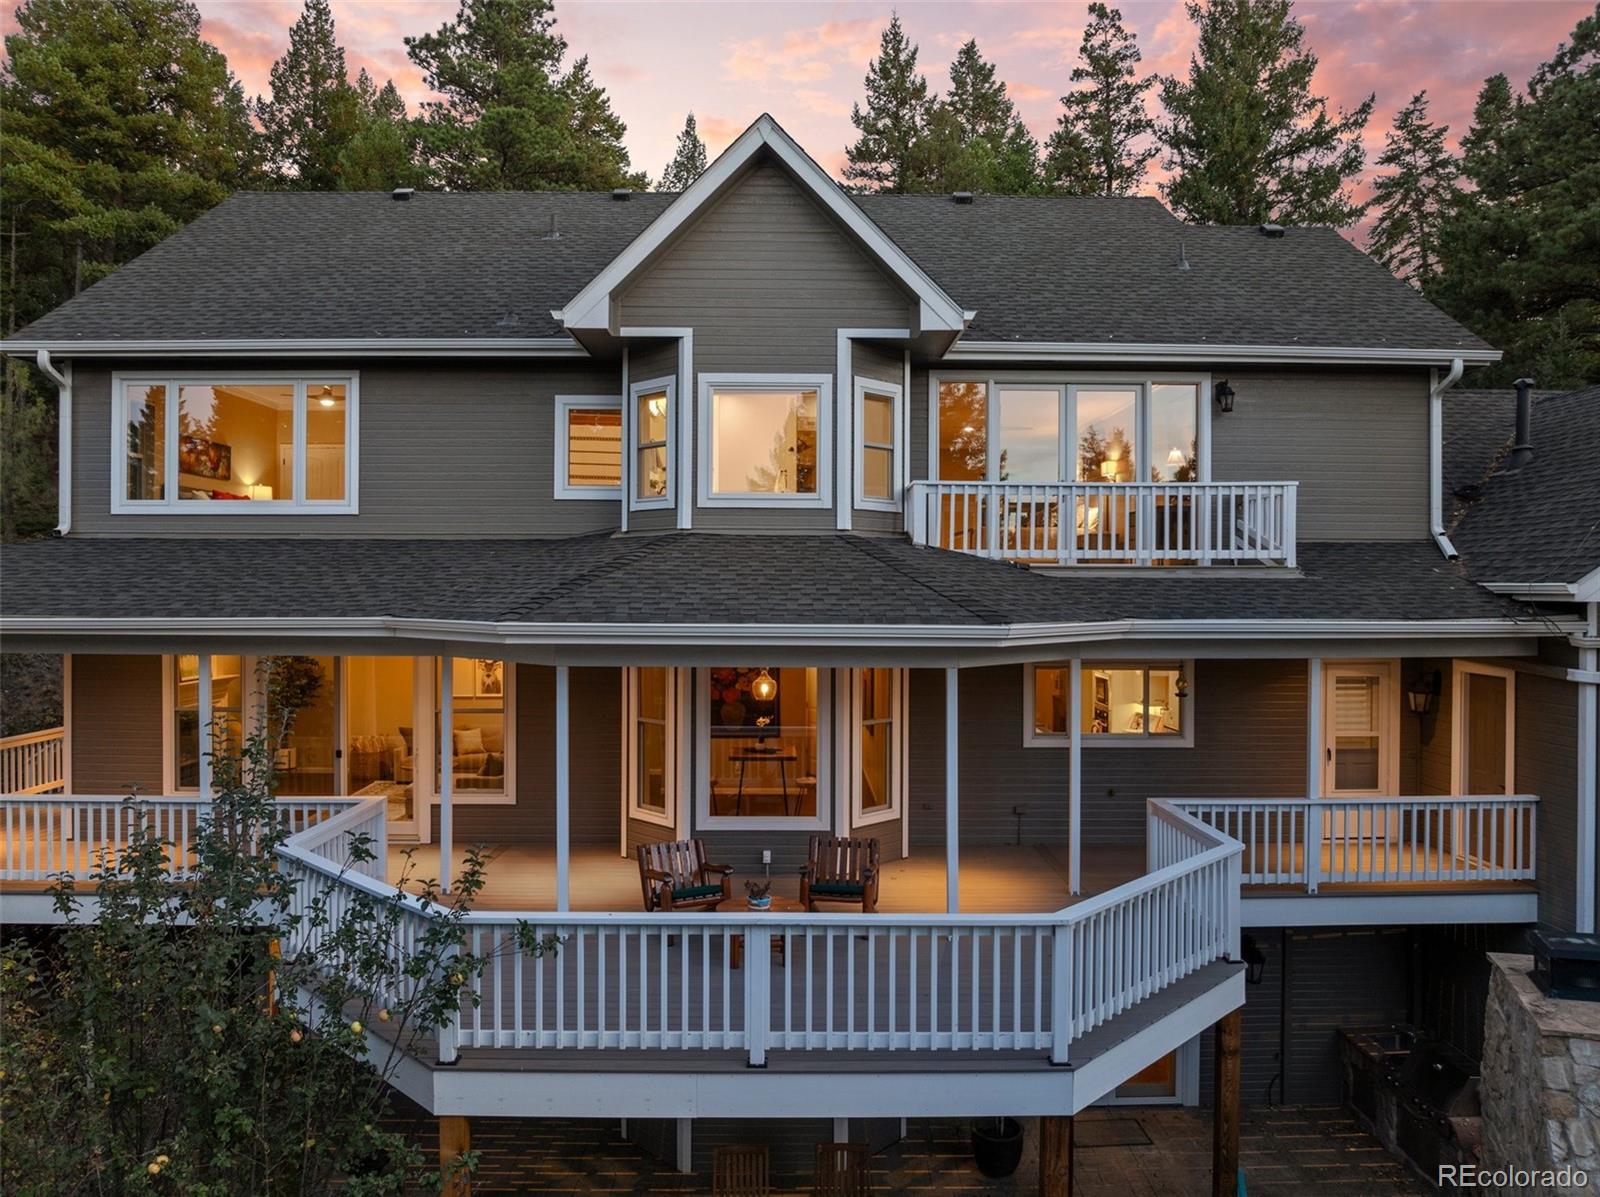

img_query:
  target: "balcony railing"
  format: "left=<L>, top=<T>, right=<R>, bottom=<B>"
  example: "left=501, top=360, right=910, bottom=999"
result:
left=905, top=480, right=1297, bottom=567
left=0, top=727, right=65, bottom=795
left=1170, top=795, right=1538, bottom=892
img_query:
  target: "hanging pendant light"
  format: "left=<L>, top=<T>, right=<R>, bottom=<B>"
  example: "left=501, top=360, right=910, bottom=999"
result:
left=751, top=668, right=777, bottom=704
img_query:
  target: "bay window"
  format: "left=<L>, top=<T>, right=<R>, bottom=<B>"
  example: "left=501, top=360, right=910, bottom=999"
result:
left=698, top=374, right=830, bottom=506
left=630, top=377, right=673, bottom=507
left=116, top=374, right=356, bottom=512
left=1026, top=662, right=1193, bottom=747
left=855, top=379, right=901, bottom=509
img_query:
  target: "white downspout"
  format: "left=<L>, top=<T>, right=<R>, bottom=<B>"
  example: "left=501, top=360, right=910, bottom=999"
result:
left=1429, top=356, right=1464, bottom=559
left=35, top=350, right=71, bottom=535
left=1576, top=602, right=1598, bottom=934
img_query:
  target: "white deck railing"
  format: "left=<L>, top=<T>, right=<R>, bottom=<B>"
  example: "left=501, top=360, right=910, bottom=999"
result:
left=0, top=727, right=65, bottom=795
left=274, top=797, right=1240, bottom=1067
left=905, top=480, right=1297, bottom=566
left=1171, top=795, right=1538, bottom=892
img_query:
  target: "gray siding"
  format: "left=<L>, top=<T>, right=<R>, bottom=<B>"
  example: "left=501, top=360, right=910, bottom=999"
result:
left=619, top=158, right=913, bottom=533
left=71, top=654, right=164, bottom=794
left=1518, top=670, right=1580, bottom=932
left=73, top=360, right=623, bottom=536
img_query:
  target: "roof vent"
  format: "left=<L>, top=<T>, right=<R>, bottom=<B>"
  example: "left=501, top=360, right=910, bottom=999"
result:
left=391, top=187, right=414, bottom=202
left=611, top=188, right=632, bottom=201
left=1177, top=239, right=1192, bottom=272
left=951, top=191, right=975, bottom=204
left=1258, top=222, right=1285, bottom=238
left=541, top=213, right=560, bottom=241
left=1505, top=377, right=1535, bottom=472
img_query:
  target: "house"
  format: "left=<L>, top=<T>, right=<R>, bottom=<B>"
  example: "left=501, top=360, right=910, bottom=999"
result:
left=2, top=114, right=1594, bottom=1192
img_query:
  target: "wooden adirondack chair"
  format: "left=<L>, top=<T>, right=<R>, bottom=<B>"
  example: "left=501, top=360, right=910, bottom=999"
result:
left=812, top=1142, right=873, bottom=1196
left=712, top=1144, right=772, bottom=1196
left=798, top=835, right=880, bottom=913
left=636, top=838, right=733, bottom=912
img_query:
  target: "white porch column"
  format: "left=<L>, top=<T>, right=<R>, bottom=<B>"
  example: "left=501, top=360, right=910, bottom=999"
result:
left=1068, top=658, right=1082, bottom=895
left=1306, top=657, right=1323, bottom=799
left=945, top=665, right=959, bottom=913
left=197, top=653, right=213, bottom=800
left=556, top=664, right=571, bottom=913
left=439, top=656, right=453, bottom=892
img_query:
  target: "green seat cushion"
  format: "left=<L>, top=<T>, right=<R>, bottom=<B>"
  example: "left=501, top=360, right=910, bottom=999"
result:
left=666, top=883, right=723, bottom=901
left=810, top=881, right=866, bottom=897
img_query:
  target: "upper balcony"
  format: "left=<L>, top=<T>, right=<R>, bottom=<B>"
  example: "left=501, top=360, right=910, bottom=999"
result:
left=905, top=480, right=1298, bottom=568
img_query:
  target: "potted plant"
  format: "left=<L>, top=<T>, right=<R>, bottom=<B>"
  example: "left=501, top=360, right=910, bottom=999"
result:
left=744, top=879, right=772, bottom=910
left=971, top=1116, right=1024, bottom=1178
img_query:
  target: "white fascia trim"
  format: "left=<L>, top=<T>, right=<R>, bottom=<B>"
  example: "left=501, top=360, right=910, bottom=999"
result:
left=3, top=338, right=587, bottom=358
left=1482, top=568, right=1600, bottom=604
left=1, top=615, right=1562, bottom=649
left=559, top=115, right=966, bottom=334
left=945, top=341, right=1502, bottom=367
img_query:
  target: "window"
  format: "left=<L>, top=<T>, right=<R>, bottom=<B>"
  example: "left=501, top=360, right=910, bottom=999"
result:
left=627, top=667, right=675, bottom=825
left=436, top=659, right=512, bottom=804
left=115, top=375, right=357, bottom=512
left=699, top=666, right=826, bottom=826
left=343, top=656, right=418, bottom=830
left=1025, top=662, right=1193, bottom=747
left=855, top=380, right=901, bottom=509
left=698, top=374, right=831, bottom=506
left=937, top=380, right=987, bottom=481
left=630, top=378, right=673, bottom=508
left=554, top=396, right=622, bottom=498
left=172, top=654, right=243, bottom=790
left=853, top=667, right=903, bottom=825
left=261, top=655, right=337, bottom=798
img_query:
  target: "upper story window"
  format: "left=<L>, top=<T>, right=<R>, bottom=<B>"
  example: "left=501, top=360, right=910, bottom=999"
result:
left=933, top=377, right=1204, bottom=484
left=855, top=379, right=901, bottom=511
left=698, top=373, right=831, bottom=508
left=630, top=377, right=674, bottom=510
left=554, top=395, right=622, bottom=499
left=116, top=374, right=356, bottom=513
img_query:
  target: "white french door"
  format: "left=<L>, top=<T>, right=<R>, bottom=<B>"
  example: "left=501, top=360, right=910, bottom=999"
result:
left=1321, top=662, right=1399, bottom=799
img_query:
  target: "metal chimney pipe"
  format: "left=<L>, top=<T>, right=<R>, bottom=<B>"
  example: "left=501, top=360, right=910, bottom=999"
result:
left=1506, top=377, right=1535, bottom=472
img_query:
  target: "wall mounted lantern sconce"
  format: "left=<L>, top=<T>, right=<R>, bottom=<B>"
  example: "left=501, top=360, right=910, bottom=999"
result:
left=1214, top=380, right=1236, bottom=413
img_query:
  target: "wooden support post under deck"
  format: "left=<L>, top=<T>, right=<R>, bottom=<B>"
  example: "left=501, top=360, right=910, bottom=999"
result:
left=945, top=665, right=959, bottom=913
left=556, top=664, right=571, bottom=913
left=440, top=656, right=453, bottom=892
left=1040, top=1114, right=1072, bottom=1197
left=439, top=1115, right=470, bottom=1197
left=1213, top=1008, right=1242, bottom=1197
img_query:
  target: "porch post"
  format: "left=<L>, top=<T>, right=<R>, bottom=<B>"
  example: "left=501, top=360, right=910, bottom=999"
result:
left=556, top=664, right=571, bottom=913
left=945, top=665, right=959, bottom=913
left=197, top=653, right=213, bottom=800
left=439, top=1116, right=470, bottom=1197
left=1068, top=657, right=1082, bottom=895
left=1040, top=1114, right=1072, bottom=1197
left=1306, top=657, right=1323, bottom=894
left=1212, top=1008, right=1242, bottom=1197
left=440, top=656, right=453, bottom=893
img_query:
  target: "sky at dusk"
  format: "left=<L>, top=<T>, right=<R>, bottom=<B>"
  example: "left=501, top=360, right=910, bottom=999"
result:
left=7, top=0, right=1594, bottom=226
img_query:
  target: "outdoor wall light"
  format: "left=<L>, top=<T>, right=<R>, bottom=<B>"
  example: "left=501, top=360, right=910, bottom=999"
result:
left=1174, top=668, right=1190, bottom=699
left=1241, top=933, right=1267, bottom=986
left=1407, top=670, right=1442, bottom=717
left=1214, top=380, right=1236, bottom=413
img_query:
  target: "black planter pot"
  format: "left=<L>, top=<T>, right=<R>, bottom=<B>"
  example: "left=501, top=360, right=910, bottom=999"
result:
left=971, top=1117, right=1025, bottom=1178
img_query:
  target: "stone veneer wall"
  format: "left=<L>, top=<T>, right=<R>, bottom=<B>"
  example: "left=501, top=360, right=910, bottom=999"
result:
left=1479, top=953, right=1600, bottom=1196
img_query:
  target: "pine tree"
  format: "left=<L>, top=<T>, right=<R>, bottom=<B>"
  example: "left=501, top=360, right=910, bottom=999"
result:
left=843, top=14, right=934, bottom=193
left=405, top=0, right=642, bottom=191
left=928, top=39, right=1040, bottom=194
left=1158, top=0, right=1373, bottom=226
left=1368, top=91, right=1459, bottom=286
left=660, top=112, right=708, bottom=191
left=1045, top=3, right=1156, bottom=196
left=255, top=0, right=362, bottom=189
left=337, top=72, right=425, bottom=191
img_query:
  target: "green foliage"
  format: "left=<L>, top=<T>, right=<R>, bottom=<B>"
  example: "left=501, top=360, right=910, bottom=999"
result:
left=843, top=14, right=934, bottom=194
left=256, top=0, right=363, bottom=190
left=1368, top=91, right=1458, bottom=287
left=925, top=39, right=1040, bottom=194
left=1430, top=7, right=1600, bottom=387
left=0, top=660, right=552, bottom=1194
left=404, top=0, right=644, bottom=190
left=1158, top=0, right=1372, bottom=226
left=337, top=73, right=427, bottom=192
left=0, top=652, right=62, bottom=737
left=659, top=112, right=708, bottom=192
left=1045, top=3, right=1157, bottom=196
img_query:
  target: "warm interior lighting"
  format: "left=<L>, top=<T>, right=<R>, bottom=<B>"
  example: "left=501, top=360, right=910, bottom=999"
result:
left=317, top=385, right=336, bottom=408
left=1099, top=461, right=1118, bottom=480
left=647, top=396, right=667, bottom=419
left=248, top=484, right=274, bottom=501
left=751, top=668, right=777, bottom=704
left=1167, top=447, right=1185, bottom=467
left=961, top=424, right=976, bottom=434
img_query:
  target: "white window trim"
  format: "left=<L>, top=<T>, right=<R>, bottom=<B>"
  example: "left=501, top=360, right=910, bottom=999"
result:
left=429, top=658, right=517, bottom=808
left=553, top=394, right=623, bottom=500
left=697, top=373, right=833, bottom=509
left=695, top=666, right=832, bottom=832
left=111, top=371, right=359, bottom=514
left=628, top=375, right=676, bottom=512
left=1024, top=661, right=1196, bottom=748
left=853, top=378, right=902, bottom=512
left=849, top=667, right=905, bottom=827
left=1449, top=660, right=1516, bottom=797
left=624, top=666, right=678, bottom=828
left=927, top=371, right=1212, bottom=484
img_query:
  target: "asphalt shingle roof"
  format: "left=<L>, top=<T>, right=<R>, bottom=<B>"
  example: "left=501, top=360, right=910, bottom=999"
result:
left=1449, top=384, right=1600, bottom=585
left=0, top=534, right=1522, bottom=629
left=11, top=184, right=1489, bottom=354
